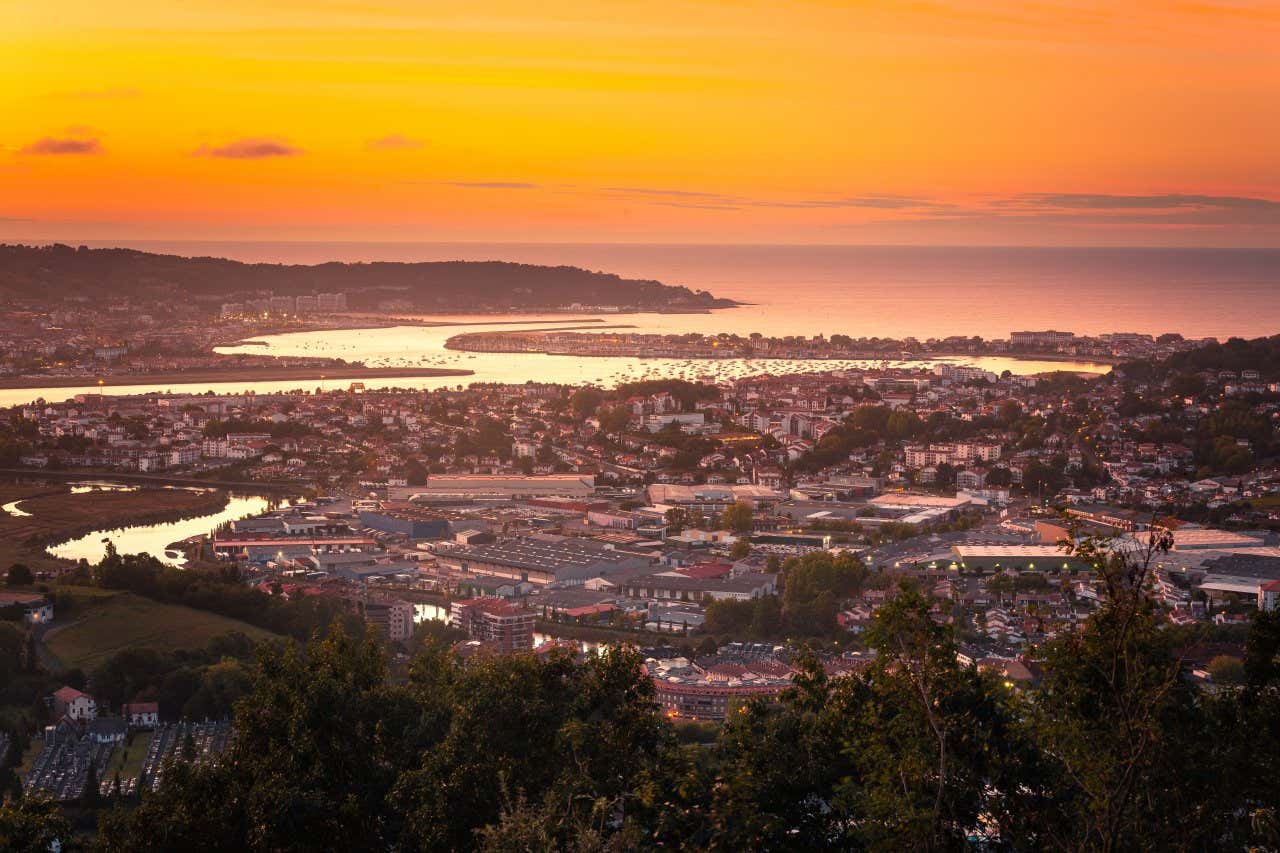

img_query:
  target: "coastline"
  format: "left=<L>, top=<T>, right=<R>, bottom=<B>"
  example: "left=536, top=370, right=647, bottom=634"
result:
left=0, top=365, right=475, bottom=391
left=440, top=332, right=1122, bottom=368
left=212, top=307, right=735, bottom=345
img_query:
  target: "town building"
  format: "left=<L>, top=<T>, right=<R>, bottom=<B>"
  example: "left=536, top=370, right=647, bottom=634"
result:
left=449, top=598, right=536, bottom=653
left=390, top=474, right=596, bottom=499
left=434, top=534, right=652, bottom=587
left=361, top=599, right=415, bottom=643
left=52, top=686, right=97, bottom=721
left=122, top=702, right=160, bottom=729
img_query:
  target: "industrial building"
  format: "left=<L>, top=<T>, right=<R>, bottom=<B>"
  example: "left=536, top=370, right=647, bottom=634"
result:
left=950, top=544, right=1094, bottom=572
left=434, top=533, right=653, bottom=586
left=389, top=474, right=595, bottom=500
left=358, top=506, right=451, bottom=540
left=645, top=483, right=787, bottom=511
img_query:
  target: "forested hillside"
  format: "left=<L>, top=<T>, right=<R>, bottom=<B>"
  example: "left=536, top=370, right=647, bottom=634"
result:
left=0, top=244, right=732, bottom=311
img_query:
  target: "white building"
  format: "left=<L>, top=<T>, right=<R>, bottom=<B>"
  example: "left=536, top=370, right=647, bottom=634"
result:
left=52, top=686, right=97, bottom=721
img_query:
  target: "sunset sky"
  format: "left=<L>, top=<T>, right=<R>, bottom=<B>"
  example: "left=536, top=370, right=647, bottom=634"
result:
left=4, top=0, right=1279, bottom=246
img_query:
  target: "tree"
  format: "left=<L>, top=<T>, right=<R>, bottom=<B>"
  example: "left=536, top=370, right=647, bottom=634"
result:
left=721, top=500, right=755, bottom=535
left=0, top=624, right=24, bottom=683
left=1006, top=530, right=1233, bottom=850
left=1207, top=654, right=1245, bottom=685
left=82, top=762, right=102, bottom=808
left=699, top=654, right=855, bottom=849
left=597, top=405, right=631, bottom=435
left=97, top=625, right=675, bottom=852
left=4, top=564, right=32, bottom=587
left=92, top=647, right=169, bottom=711
left=569, top=388, right=604, bottom=419
left=0, top=795, right=72, bottom=853
left=728, top=539, right=751, bottom=560
left=664, top=507, right=687, bottom=535
left=844, top=586, right=1015, bottom=848
left=394, top=645, right=671, bottom=850
left=985, top=466, right=1013, bottom=487
left=99, top=624, right=408, bottom=851
left=933, top=462, right=956, bottom=492
left=998, top=400, right=1023, bottom=425
left=403, top=458, right=429, bottom=486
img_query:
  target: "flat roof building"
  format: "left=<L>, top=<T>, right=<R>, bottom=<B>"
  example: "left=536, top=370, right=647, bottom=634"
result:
left=390, top=474, right=595, bottom=500
left=1063, top=504, right=1151, bottom=533
left=1141, top=528, right=1271, bottom=552
left=358, top=508, right=451, bottom=540
left=645, top=483, right=787, bottom=510
left=951, top=544, right=1092, bottom=572
left=870, top=493, right=973, bottom=513
left=435, top=534, right=652, bottom=586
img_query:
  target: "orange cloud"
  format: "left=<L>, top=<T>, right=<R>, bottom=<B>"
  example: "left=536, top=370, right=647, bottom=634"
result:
left=366, top=134, right=425, bottom=151
left=20, top=136, right=102, bottom=155
left=194, top=138, right=303, bottom=159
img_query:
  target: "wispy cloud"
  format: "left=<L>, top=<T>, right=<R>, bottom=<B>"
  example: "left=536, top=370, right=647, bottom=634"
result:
left=601, top=186, right=948, bottom=212
left=366, top=134, right=425, bottom=151
left=20, top=136, right=103, bottom=155
left=884, top=192, right=1280, bottom=228
left=194, top=137, right=303, bottom=159
left=651, top=200, right=745, bottom=211
left=443, top=181, right=540, bottom=189
left=1008, top=193, right=1280, bottom=214
left=746, top=195, right=942, bottom=210
left=602, top=186, right=727, bottom=199
left=631, top=187, right=1280, bottom=226
left=390, top=179, right=1280, bottom=230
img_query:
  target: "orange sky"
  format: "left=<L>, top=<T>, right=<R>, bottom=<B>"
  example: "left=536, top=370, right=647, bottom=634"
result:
left=3, top=0, right=1279, bottom=246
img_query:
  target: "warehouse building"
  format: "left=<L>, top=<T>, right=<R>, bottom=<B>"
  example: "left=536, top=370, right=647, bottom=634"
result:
left=434, top=533, right=653, bottom=587
left=358, top=507, right=451, bottom=540
left=950, top=544, right=1094, bottom=572
left=389, top=474, right=595, bottom=500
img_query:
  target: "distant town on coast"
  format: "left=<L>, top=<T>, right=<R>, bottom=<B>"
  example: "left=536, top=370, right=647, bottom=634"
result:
left=6, top=0, right=1280, bottom=846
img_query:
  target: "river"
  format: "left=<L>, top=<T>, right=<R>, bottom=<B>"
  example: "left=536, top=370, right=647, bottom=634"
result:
left=47, top=493, right=275, bottom=567
left=211, top=317, right=1114, bottom=391
left=0, top=313, right=1114, bottom=408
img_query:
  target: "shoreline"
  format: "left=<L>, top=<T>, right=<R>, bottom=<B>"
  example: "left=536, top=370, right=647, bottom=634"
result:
left=441, top=333, right=1121, bottom=368
left=210, top=305, right=739, bottom=346
left=0, top=366, right=475, bottom=391
left=219, top=319, right=1121, bottom=370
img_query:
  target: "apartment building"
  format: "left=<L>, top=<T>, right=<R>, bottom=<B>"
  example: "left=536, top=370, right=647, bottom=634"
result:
left=449, top=598, right=536, bottom=653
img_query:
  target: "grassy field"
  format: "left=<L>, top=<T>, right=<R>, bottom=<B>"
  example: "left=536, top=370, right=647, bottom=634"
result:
left=16, top=736, right=43, bottom=777
left=0, top=539, right=68, bottom=575
left=104, top=729, right=155, bottom=783
left=45, top=590, right=279, bottom=671
left=0, top=485, right=228, bottom=545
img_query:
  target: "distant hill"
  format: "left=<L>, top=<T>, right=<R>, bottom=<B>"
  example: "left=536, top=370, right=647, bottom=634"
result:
left=0, top=243, right=735, bottom=311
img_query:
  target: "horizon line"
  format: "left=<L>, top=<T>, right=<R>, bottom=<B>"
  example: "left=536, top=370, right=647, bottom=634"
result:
left=9, top=238, right=1280, bottom=252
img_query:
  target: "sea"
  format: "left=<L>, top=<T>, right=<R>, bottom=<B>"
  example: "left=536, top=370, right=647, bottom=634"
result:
left=82, top=242, right=1280, bottom=341
left=5, top=242, right=1275, bottom=407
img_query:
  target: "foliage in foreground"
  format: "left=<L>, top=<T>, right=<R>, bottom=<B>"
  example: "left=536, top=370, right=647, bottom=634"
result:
left=5, top=538, right=1280, bottom=851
